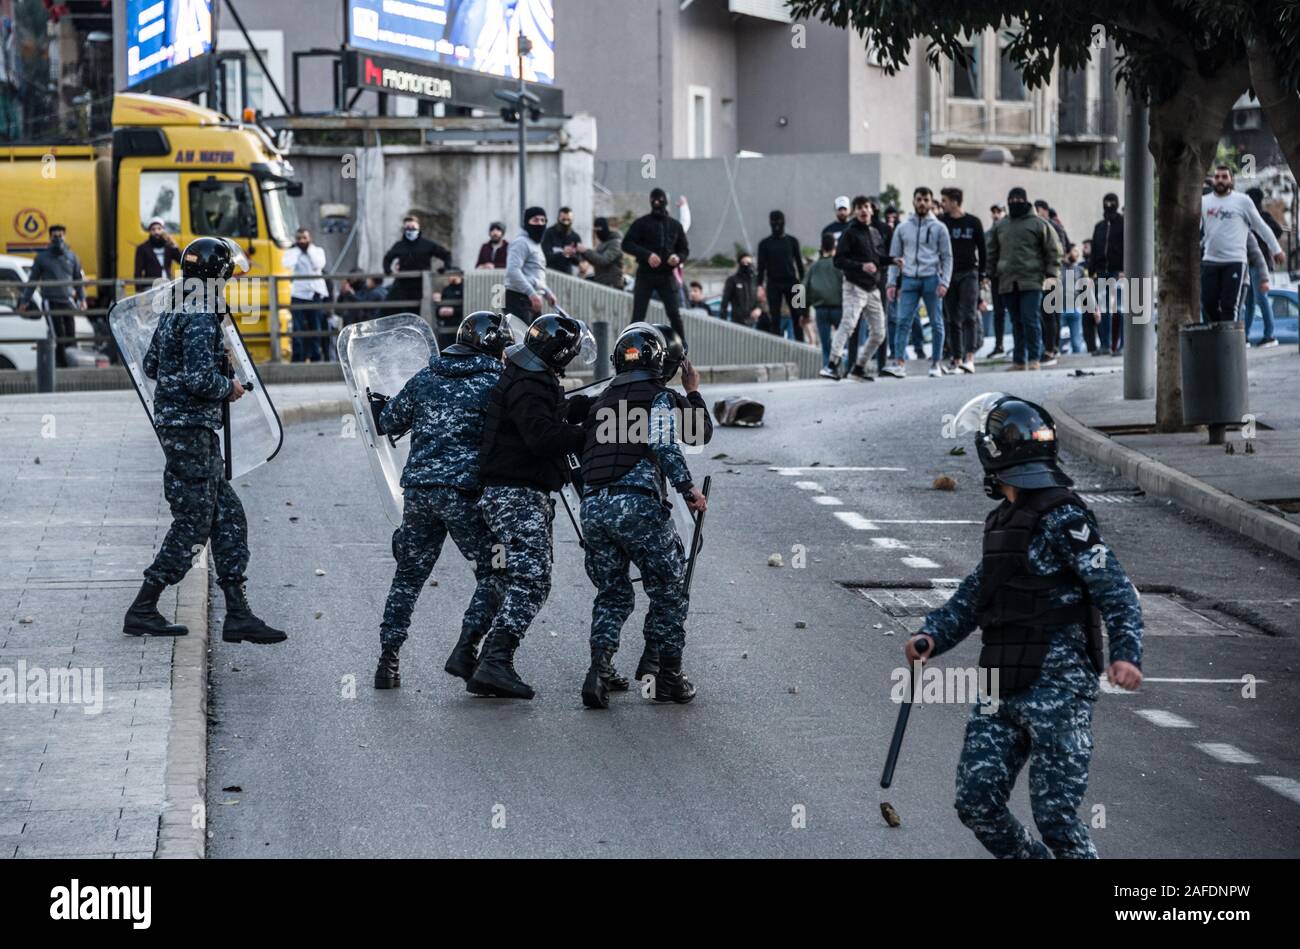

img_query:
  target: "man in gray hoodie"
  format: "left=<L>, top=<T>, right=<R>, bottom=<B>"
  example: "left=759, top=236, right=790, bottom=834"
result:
left=884, top=187, right=952, bottom=378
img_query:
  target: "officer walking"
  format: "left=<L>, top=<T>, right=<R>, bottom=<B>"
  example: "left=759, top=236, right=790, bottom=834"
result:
left=578, top=323, right=708, bottom=709
left=469, top=313, right=595, bottom=699
left=369, top=311, right=513, bottom=689
left=906, top=393, right=1143, bottom=858
left=122, top=238, right=286, bottom=645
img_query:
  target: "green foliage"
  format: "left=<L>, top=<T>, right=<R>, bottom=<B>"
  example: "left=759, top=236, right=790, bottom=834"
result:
left=1100, top=159, right=1122, bottom=179
left=877, top=183, right=901, bottom=209
left=709, top=253, right=736, bottom=268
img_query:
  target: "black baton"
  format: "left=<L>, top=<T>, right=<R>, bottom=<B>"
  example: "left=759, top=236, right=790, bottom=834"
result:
left=880, top=637, right=930, bottom=789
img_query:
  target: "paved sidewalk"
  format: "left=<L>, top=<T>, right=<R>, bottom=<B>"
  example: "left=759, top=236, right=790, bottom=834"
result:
left=0, top=383, right=348, bottom=859
left=1049, top=346, right=1300, bottom=566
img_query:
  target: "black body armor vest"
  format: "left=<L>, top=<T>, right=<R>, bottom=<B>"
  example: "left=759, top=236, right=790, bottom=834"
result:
left=580, top=378, right=667, bottom=489
left=975, top=487, right=1105, bottom=693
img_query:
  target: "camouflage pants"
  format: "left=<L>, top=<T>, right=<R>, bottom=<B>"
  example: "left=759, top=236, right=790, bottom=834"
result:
left=954, top=685, right=1097, bottom=859
left=581, top=493, right=688, bottom=658
left=478, top=486, right=554, bottom=641
left=380, top=485, right=504, bottom=651
left=144, top=426, right=249, bottom=587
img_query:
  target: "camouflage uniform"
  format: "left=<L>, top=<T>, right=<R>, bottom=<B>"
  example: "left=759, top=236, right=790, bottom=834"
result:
left=920, top=499, right=1143, bottom=859
left=140, top=304, right=248, bottom=587
left=582, top=391, right=694, bottom=658
left=378, top=352, right=504, bottom=651
left=478, top=486, right=554, bottom=640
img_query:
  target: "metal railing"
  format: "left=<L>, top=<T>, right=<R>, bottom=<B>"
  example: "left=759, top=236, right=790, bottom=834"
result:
left=462, top=270, right=821, bottom=378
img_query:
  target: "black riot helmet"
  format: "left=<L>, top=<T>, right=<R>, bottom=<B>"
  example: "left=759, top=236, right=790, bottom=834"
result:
left=447, top=310, right=513, bottom=357
left=953, top=392, right=1073, bottom=498
left=508, top=312, right=596, bottom=374
left=652, top=322, right=687, bottom=380
left=612, top=322, right=667, bottom=378
left=180, top=237, right=249, bottom=281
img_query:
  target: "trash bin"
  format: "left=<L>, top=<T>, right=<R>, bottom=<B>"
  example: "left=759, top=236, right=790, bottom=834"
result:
left=1179, top=321, right=1248, bottom=443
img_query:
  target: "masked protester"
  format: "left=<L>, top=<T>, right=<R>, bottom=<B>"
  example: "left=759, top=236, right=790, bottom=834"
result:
left=382, top=214, right=452, bottom=311
left=908, top=392, right=1143, bottom=859
left=985, top=187, right=1060, bottom=372
left=122, top=238, right=287, bottom=646
left=579, top=217, right=624, bottom=288
left=504, top=206, right=557, bottom=321
left=577, top=323, right=708, bottom=708
left=134, top=217, right=183, bottom=291
left=623, top=188, right=690, bottom=339
left=369, top=311, right=513, bottom=689
left=756, top=210, right=805, bottom=338
left=719, top=252, right=761, bottom=326
left=18, top=224, right=86, bottom=368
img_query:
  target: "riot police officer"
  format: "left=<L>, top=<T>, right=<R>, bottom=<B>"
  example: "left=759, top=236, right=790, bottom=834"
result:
left=123, top=237, right=286, bottom=645
left=370, top=311, right=513, bottom=689
left=907, top=393, right=1143, bottom=858
left=470, top=313, right=595, bottom=699
left=578, top=323, right=708, bottom=709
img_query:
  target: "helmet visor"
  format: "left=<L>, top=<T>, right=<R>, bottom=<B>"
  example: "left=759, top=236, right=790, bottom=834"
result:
left=951, top=391, right=1007, bottom=437
left=571, top=321, right=598, bottom=367
left=501, top=312, right=529, bottom=347
left=222, top=239, right=251, bottom=275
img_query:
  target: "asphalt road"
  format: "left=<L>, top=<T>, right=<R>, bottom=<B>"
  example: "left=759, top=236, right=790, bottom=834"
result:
left=207, top=368, right=1300, bottom=857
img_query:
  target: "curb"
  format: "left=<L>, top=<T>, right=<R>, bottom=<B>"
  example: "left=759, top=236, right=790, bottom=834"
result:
left=156, top=556, right=209, bottom=859
left=277, top=398, right=354, bottom=427
left=1049, top=400, right=1300, bottom=565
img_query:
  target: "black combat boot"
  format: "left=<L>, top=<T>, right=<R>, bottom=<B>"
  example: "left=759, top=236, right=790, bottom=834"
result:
left=582, top=646, right=627, bottom=709
left=651, top=653, right=697, bottom=704
left=466, top=632, right=534, bottom=699
left=123, top=579, right=189, bottom=637
left=374, top=647, right=401, bottom=689
left=633, top=641, right=661, bottom=682
left=444, top=628, right=485, bottom=681
left=220, top=581, right=288, bottom=644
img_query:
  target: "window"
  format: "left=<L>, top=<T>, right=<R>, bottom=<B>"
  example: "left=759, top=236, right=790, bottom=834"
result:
left=998, top=46, right=1027, bottom=101
left=687, top=86, right=711, bottom=158
left=139, top=172, right=182, bottom=236
left=1271, top=293, right=1297, bottom=321
left=950, top=44, right=979, bottom=99
left=188, top=179, right=259, bottom=239
left=0, top=268, right=23, bottom=309
left=261, top=182, right=300, bottom=248
left=720, top=97, right=735, bottom=129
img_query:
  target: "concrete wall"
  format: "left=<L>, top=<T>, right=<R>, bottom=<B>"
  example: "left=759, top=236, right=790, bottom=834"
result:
left=596, top=151, right=1122, bottom=262
left=736, top=17, right=849, bottom=155
left=673, top=1, right=740, bottom=158
left=283, top=116, right=595, bottom=276
left=849, top=40, right=919, bottom=156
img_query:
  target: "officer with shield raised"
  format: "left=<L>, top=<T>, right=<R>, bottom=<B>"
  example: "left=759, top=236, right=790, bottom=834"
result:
left=578, top=323, right=708, bottom=709
left=122, top=237, right=286, bottom=644
left=368, top=311, right=513, bottom=689
left=907, top=392, right=1143, bottom=858
left=469, top=313, right=596, bottom=700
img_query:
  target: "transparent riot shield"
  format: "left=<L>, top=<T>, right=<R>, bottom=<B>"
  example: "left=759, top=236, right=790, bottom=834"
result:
left=337, top=313, right=439, bottom=526
left=108, top=280, right=284, bottom=478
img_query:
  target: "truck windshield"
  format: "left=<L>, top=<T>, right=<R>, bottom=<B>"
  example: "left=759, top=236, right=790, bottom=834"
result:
left=261, top=183, right=300, bottom=248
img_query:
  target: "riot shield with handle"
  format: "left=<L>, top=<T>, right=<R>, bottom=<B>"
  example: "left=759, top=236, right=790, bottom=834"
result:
left=109, top=279, right=283, bottom=478
left=337, top=312, right=439, bottom=526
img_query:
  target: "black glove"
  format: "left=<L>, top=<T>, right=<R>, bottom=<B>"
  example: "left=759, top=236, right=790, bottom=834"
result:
left=366, top=388, right=391, bottom=435
left=565, top=393, right=593, bottom=424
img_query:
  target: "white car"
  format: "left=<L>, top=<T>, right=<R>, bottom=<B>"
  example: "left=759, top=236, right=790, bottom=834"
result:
left=0, top=253, right=103, bottom=370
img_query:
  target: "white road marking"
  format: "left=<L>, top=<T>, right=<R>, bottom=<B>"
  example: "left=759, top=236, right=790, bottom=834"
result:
left=1256, top=776, right=1300, bottom=807
left=931, top=579, right=962, bottom=586
left=1142, top=677, right=1267, bottom=684
left=870, top=537, right=909, bottom=549
left=1134, top=709, right=1195, bottom=728
left=865, top=519, right=981, bottom=525
left=793, top=481, right=823, bottom=491
left=811, top=496, right=843, bottom=506
left=833, top=512, right=877, bottom=530
left=771, top=466, right=907, bottom=475
left=1194, top=742, right=1259, bottom=765
left=901, top=556, right=940, bottom=569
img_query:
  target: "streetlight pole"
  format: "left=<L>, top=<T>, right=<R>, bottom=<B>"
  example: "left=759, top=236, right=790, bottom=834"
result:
left=517, top=33, right=531, bottom=228
left=1123, top=94, right=1155, bottom=400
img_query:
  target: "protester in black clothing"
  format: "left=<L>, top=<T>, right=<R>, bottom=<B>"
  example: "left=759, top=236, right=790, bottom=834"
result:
left=541, top=207, right=581, bottom=275
left=1086, top=194, right=1124, bottom=355
left=19, top=224, right=85, bottom=368
left=757, top=210, right=805, bottom=338
left=133, top=217, right=183, bottom=291
left=1246, top=187, right=1284, bottom=241
left=938, top=187, right=985, bottom=372
left=719, top=253, right=761, bottom=326
left=623, top=188, right=689, bottom=338
left=1088, top=197, right=1125, bottom=275
left=382, top=214, right=452, bottom=309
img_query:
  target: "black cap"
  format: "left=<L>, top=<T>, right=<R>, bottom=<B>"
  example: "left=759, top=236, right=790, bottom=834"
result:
left=1007, top=187, right=1028, bottom=202
left=523, top=205, right=546, bottom=224
left=489, top=221, right=504, bottom=232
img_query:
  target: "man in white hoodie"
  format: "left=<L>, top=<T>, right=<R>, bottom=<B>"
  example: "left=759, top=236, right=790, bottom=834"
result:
left=1201, top=165, right=1284, bottom=322
left=885, top=187, right=953, bottom=378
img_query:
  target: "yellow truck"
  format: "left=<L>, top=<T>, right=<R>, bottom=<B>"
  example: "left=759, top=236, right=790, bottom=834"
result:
left=0, top=93, right=302, bottom=361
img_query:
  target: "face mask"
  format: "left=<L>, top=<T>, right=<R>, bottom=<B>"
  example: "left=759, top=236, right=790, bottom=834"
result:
left=595, top=226, right=610, bottom=242
left=51, top=236, right=65, bottom=253
left=1104, top=203, right=1118, bottom=216
left=739, top=262, right=753, bottom=273
left=525, top=222, right=546, bottom=242
left=1008, top=201, right=1031, bottom=219
left=651, top=199, right=667, bottom=213
left=404, top=228, right=419, bottom=241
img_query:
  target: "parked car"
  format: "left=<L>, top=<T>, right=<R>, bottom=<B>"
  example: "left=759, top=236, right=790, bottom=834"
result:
left=0, top=253, right=102, bottom=370
left=1261, top=288, right=1300, bottom=345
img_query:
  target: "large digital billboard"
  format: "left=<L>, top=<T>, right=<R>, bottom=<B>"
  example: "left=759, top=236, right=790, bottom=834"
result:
left=126, top=0, right=214, bottom=88
left=346, top=0, right=555, bottom=85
